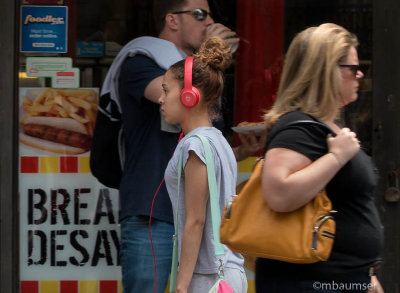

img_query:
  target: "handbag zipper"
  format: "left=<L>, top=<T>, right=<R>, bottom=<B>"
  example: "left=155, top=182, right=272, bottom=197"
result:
left=312, top=214, right=335, bottom=250
left=225, top=201, right=233, bottom=219
left=321, top=231, right=335, bottom=239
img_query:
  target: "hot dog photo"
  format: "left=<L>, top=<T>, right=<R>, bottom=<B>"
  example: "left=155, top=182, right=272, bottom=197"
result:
left=19, top=88, right=99, bottom=155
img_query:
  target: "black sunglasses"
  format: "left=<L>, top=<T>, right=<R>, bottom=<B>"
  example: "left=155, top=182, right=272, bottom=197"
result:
left=339, top=64, right=361, bottom=77
left=172, top=9, right=212, bottom=21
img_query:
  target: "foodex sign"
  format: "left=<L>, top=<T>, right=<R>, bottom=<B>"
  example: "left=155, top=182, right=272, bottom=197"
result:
left=21, top=6, right=68, bottom=53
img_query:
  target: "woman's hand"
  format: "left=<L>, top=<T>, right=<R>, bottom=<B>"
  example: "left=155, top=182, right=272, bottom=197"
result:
left=262, top=126, right=359, bottom=212
left=327, top=127, right=360, bottom=165
left=368, top=276, right=384, bottom=293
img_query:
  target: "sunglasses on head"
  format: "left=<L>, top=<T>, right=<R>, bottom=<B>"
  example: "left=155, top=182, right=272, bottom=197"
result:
left=172, top=9, right=212, bottom=21
left=339, top=64, right=361, bottom=77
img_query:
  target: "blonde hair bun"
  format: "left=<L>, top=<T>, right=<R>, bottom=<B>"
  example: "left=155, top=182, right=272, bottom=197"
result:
left=195, top=37, right=232, bottom=71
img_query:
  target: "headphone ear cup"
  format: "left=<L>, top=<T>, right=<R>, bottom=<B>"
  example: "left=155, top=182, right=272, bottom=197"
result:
left=180, top=86, right=201, bottom=108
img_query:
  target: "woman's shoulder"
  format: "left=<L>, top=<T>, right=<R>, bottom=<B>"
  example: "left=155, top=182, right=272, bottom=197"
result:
left=181, top=128, right=214, bottom=157
left=269, top=111, right=313, bottom=134
left=182, top=127, right=232, bottom=162
left=183, top=127, right=222, bottom=146
left=276, top=111, right=318, bottom=125
left=266, top=111, right=329, bottom=151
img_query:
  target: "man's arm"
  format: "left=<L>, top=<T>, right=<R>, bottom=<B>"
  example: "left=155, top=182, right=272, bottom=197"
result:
left=144, top=75, right=164, bottom=104
left=119, top=55, right=166, bottom=105
left=137, top=54, right=266, bottom=160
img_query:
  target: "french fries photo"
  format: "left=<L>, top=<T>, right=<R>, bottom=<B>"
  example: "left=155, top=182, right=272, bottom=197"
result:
left=19, top=88, right=99, bottom=155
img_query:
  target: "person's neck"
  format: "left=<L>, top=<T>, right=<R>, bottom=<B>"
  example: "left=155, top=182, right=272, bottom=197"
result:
left=321, top=115, right=342, bottom=132
left=182, top=110, right=212, bottom=135
left=158, top=32, right=193, bottom=56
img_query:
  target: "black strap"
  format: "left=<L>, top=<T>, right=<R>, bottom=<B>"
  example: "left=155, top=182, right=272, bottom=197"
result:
left=285, top=120, right=335, bottom=135
left=266, top=119, right=335, bottom=149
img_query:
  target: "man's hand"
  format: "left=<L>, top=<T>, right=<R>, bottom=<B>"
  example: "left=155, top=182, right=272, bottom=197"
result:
left=205, top=23, right=239, bottom=51
left=233, top=130, right=267, bottom=161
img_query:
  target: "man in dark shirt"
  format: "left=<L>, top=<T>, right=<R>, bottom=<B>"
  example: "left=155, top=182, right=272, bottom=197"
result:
left=104, top=1, right=266, bottom=292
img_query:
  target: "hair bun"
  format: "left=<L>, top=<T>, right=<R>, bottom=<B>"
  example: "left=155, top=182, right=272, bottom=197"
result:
left=195, top=37, right=232, bottom=71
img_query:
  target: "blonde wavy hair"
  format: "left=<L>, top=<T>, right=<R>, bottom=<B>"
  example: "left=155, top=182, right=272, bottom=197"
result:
left=264, top=23, right=359, bottom=128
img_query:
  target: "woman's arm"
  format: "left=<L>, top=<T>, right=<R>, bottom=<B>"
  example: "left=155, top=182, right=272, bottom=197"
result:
left=175, top=151, right=209, bottom=293
left=261, top=127, right=360, bottom=212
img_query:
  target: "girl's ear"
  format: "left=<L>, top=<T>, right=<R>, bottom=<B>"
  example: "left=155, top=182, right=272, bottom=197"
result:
left=165, top=13, right=179, bottom=30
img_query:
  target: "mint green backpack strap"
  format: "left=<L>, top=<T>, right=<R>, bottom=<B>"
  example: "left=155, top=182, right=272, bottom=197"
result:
left=169, top=134, right=225, bottom=292
left=193, top=134, right=225, bottom=257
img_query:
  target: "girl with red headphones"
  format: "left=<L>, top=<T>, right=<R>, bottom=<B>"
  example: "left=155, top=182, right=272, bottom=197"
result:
left=159, top=37, right=247, bottom=293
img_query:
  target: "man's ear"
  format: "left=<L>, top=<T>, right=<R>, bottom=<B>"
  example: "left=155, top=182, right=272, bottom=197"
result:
left=165, top=13, right=179, bottom=30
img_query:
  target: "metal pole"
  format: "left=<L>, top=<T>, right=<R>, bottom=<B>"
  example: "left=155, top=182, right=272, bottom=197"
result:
left=0, top=0, right=19, bottom=292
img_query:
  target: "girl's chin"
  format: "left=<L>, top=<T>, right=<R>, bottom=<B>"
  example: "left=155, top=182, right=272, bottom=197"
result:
left=164, top=117, right=179, bottom=125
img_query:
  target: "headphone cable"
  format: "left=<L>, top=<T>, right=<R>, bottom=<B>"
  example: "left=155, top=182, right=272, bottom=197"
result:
left=149, top=107, right=189, bottom=293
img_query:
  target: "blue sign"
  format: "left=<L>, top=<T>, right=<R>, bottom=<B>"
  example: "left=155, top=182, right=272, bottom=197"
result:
left=21, top=6, right=68, bottom=53
left=76, top=41, right=104, bottom=57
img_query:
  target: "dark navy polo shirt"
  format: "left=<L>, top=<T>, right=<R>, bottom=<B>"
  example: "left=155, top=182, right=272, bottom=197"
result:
left=118, top=54, right=180, bottom=223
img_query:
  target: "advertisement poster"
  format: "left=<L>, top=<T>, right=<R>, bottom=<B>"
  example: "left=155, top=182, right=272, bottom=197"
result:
left=21, top=6, right=68, bottom=53
left=19, top=88, right=122, bottom=293
left=26, top=57, right=80, bottom=89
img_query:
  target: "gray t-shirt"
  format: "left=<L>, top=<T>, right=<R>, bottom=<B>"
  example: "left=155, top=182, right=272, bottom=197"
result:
left=165, top=127, right=244, bottom=274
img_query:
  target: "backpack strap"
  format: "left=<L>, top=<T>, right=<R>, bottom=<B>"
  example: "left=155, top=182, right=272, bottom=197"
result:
left=170, top=134, right=225, bottom=292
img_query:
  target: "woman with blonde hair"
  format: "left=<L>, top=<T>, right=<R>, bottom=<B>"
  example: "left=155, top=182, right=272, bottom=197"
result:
left=159, top=36, right=247, bottom=293
left=257, top=23, right=384, bottom=292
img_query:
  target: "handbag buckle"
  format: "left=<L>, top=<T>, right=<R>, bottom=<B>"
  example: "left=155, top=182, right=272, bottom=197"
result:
left=312, top=214, right=335, bottom=250
left=368, top=265, right=380, bottom=276
left=217, top=258, right=224, bottom=277
left=225, top=201, right=233, bottom=219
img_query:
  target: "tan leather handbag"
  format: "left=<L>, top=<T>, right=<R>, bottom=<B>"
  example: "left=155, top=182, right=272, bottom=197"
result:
left=220, top=120, right=336, bottom=264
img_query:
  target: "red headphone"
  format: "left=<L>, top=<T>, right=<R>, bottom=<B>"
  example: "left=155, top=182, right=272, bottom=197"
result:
left=180, top=56, right=201, bottom=108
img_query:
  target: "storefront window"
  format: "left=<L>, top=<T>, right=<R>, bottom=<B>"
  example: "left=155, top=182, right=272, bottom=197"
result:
left=17, top=1, right=373, bottom=292
left=19, top=2, right=121, bottom=293
left=285, top=0, right=373, bottom=154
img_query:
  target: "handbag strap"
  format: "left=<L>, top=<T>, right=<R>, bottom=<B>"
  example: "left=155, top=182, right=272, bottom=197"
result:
left=266, top=119, right=335, bottom=149
left=170, top=134, right=225, bottom=292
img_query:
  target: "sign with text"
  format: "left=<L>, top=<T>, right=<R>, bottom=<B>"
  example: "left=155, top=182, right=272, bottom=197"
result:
left=21, top=6, right=68, bottom=53
left=20, top=175, right=121, bottom=279
left=19, top=88, right=122, bottom=284
left=77, top=41, right=105, bottom=57
left=26, top=57, right=79, bottom=88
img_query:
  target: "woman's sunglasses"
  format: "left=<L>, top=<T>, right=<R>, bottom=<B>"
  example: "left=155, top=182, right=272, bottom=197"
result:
left=172, top=9, right=212, bottom=21
left=339, top=64, right=361, bottom=77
